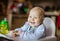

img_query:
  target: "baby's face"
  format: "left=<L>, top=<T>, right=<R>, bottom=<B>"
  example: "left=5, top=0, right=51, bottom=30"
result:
left=28, top=10, right=44, bottom=27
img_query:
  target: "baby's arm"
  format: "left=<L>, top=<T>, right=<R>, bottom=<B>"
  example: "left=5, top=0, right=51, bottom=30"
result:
left=11, top=22, right=29, bottom=38
left=11, top=22, right=28, bottom=37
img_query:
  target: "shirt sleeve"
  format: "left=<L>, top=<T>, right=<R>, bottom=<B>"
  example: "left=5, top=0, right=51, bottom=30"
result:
left=19, top=24, right=45, bottom=40
left=15, top=22, right=29, bottom=32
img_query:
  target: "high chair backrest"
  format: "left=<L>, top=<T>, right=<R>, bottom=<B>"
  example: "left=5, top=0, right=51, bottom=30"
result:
left=43, top=17, right=56, bottom=36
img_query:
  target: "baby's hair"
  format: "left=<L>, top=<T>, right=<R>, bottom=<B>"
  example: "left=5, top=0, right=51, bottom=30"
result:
left=30, top=7, right=45, bottom=15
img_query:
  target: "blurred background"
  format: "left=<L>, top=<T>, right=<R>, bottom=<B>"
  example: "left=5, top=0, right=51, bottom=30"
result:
left=0, top=0, right=60, bottom=41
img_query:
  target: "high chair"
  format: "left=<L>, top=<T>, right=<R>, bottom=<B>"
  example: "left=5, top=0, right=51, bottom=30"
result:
left=38, top=17, right=57, bottom=41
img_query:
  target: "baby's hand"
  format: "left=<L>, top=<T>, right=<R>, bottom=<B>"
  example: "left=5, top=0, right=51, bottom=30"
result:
left=11, top=30, right=22, bottom=37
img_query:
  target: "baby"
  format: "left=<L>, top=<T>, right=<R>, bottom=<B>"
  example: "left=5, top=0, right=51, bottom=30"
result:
left=11, top=7, right=45, bottom=40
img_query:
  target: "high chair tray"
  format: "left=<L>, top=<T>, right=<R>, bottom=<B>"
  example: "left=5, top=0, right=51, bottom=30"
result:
left=0, top=34, right=13, bottom=40
left=0, top=37, right=13, bottom=41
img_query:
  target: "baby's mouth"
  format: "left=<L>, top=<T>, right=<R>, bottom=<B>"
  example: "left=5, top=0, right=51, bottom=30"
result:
left=30, top=22, right=35, bottom=24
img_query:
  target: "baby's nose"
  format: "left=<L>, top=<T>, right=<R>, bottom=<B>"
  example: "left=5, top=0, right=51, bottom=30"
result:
left=32, top=18, right=34, bottom=21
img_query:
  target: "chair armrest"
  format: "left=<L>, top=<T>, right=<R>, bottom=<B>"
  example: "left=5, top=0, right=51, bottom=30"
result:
left=38, top=36, right=57, bottom=41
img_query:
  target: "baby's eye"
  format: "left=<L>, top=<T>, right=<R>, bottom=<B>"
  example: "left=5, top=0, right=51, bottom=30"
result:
left=34, top=17, right=40, bottom=19
left=29, top=16, right=32, bottom=18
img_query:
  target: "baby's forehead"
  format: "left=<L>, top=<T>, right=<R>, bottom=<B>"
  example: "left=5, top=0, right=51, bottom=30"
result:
left=29, top=12, right=42, bottom=17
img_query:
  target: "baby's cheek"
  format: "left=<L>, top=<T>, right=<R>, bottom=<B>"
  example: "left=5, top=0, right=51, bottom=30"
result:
left=28, top=18, right=30, bottom=21
left=36, top=19, right=40, bottom=23
left=36, top=21, right=41, bottom=25
left=28, top=19, right=31, bottom=22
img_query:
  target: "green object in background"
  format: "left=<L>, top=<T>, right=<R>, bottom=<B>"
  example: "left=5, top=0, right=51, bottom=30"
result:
left=24, top=7, right=28, bottom=13
left=0, top=18, right=9, bottom=34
